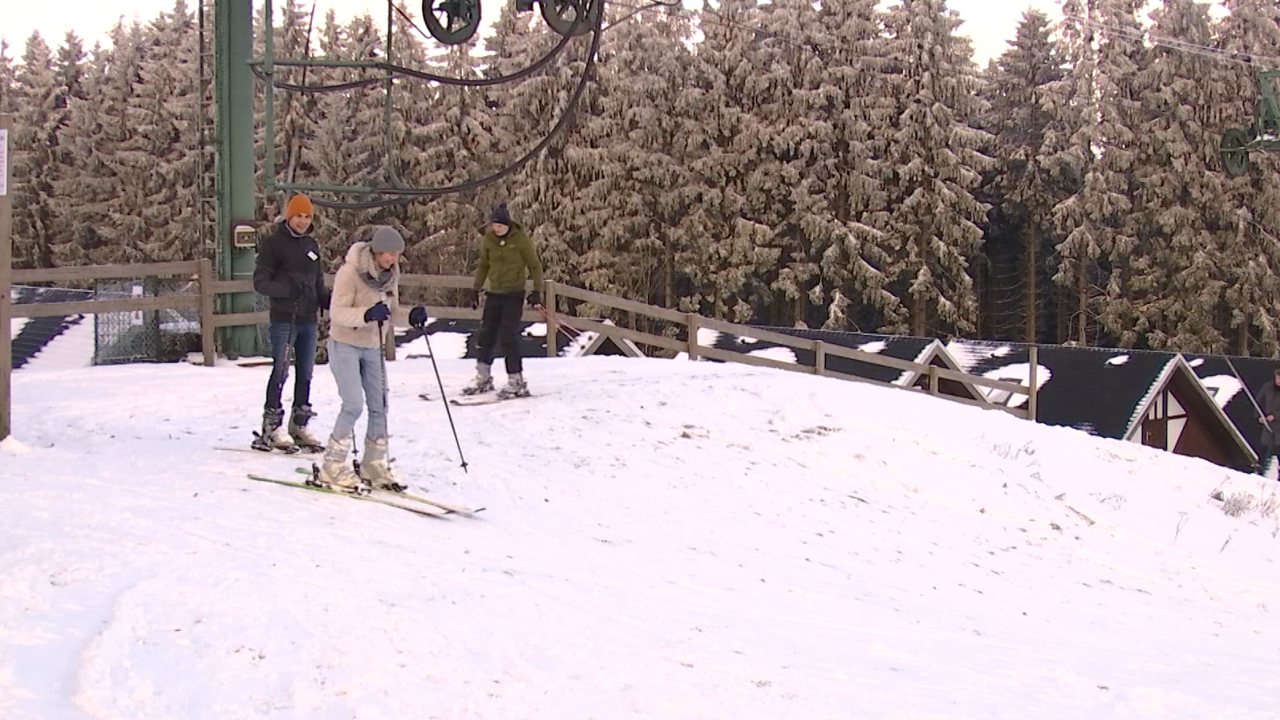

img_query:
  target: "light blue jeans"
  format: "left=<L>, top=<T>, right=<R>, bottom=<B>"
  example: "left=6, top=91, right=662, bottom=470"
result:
left=327, top=340, right=387, bottom=441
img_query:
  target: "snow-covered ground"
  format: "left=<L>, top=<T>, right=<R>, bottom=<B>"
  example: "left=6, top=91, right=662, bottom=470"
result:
left=2, top=355, right=1278, bottom=719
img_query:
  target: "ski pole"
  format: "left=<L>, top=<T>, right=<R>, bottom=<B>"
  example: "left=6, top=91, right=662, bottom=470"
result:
left=421, top=324, right=469, bottom=473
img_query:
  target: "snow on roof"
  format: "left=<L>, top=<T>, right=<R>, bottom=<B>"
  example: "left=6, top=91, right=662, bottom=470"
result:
left=1199, top=374, right=1244, bottom=410
left=748, top=346, right=797, bottom=364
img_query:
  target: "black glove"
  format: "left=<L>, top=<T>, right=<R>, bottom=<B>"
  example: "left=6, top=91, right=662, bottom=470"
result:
left=409, top=306, right=429, bottom=329
left=527, top=291, right=542, bottom=307
left=364, top=302, right=391, bottom=323
left=290, top=278, right=318, bottom=304
left=467, top=289, right=481, bottom=310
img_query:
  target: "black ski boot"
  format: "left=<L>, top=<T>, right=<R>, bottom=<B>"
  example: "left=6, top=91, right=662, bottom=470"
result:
left=252, top=407, right=299, bottom=453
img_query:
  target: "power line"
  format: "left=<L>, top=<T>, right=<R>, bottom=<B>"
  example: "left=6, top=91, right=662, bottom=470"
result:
left=1081, top=17, right=1280, bottom=70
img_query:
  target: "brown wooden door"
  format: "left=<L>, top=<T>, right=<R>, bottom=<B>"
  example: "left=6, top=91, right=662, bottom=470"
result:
left=1143, top=417, right=1168, bottom=450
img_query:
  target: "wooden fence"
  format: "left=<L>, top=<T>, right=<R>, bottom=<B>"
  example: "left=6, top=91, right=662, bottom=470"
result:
left=542, top=281, right=1038, bottom=420
left=0, top=262, right=1038, bottom=440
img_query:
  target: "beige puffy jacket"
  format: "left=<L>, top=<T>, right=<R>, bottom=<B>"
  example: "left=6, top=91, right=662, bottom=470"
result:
left=328, top=241, right=410, bottom=349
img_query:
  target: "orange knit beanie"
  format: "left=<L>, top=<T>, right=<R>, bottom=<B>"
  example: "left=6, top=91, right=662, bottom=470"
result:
left=285, top=194, right=313, bottom=219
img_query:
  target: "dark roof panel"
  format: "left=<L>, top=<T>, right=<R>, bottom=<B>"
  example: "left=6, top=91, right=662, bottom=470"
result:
left=949, top=341, right=1177, bottom=439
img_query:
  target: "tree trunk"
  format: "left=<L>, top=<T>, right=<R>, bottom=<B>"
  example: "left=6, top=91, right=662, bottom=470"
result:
left=1025, top=226, right=1038, bottom=343
left=912, top=293, right=927, bottom=336
left=663, top=232, right=673, bottom=309
left=1076, top=263, right=1088, bottom=346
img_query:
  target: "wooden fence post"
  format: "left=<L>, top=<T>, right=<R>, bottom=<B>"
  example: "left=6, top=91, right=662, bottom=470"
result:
left=927, top=365, right=939, bottom=396
left=0, top=114, right=12, bottom=441
left=815, top=340, right=826, bottom=376
left=686, top=313, right=700, bottom=360
left=199, top=258, right=216, bottom=367
left=545, top=280, right=558, bottom=358
left=1028, top=344, right=1038, bottom=421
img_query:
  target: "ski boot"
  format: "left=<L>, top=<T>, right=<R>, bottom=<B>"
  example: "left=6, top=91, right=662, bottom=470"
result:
left=252, top=407, right=299, bottom=453
left=496, top=373, right=530, bottom=400
left=359, top=437, right=406, bottom=492
left=289, top=404, right=324, bottom=453
left=461, top=361, right=494, bottom=396
left=312, top=436, right=364, bottom=493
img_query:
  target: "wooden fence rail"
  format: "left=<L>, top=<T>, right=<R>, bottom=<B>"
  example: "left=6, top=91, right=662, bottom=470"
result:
left=543, top=280, right=1038, bottom=420
left=1, top=260, right=1038, bottom=442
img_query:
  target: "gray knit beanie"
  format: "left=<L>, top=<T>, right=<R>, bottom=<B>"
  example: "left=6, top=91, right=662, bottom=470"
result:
left=370, top=226, right=405, bottom=253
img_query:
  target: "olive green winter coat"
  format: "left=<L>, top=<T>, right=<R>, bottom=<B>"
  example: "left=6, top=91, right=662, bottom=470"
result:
left=472, top=223, right=543, bottom=295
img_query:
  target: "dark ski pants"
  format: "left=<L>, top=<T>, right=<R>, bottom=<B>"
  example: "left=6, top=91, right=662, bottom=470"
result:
left=476, top=291, right=525, bottom=375
left=265, top=320, right=317, bottom=412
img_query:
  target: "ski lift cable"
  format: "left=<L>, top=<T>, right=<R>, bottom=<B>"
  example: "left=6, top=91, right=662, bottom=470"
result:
left=258, top=0, right=681, bottom=94
left=1080, top=17, right=1280, bottom=70
left=297, top=0, right=611, bottom=209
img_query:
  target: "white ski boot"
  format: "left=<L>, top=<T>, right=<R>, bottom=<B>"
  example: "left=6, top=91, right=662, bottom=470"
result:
left=359, top=437, right=405, bottom=492
left=315, top=436, right=363, bottom=492
left=288, top=405, right=323, bottom=452
left=496, top=373, right=530, bottom=400
left=461, top=361, right=494, bottom=396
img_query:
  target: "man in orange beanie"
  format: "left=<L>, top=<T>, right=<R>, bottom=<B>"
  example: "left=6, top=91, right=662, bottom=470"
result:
left=251, top=193, right=330, bottom=453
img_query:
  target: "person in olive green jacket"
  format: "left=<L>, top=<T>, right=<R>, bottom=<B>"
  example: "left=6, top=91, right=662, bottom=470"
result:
left=461, top=202, right=544, bottom=399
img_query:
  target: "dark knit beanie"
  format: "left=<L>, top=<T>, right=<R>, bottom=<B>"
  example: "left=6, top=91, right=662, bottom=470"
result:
left=490, top=202, right=512, bottom=226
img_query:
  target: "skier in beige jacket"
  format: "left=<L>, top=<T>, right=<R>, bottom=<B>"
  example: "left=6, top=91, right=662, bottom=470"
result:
left=318, top=226, right=430, bottom=491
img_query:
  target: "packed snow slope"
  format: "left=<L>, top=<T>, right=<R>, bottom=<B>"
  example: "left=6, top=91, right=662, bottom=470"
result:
left=2, top=355, right=1278, bottom=720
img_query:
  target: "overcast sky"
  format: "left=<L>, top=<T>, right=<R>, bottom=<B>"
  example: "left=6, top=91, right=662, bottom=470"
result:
left=3, top=0, right=1061, bottom=67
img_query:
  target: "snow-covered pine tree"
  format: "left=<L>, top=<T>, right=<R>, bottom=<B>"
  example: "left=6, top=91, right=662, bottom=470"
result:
left=52, top=21, right=145, bottom=264
left=981, top=9, right=1064, bottom=343
left=407, top=50, right=485, bottom=275
left=47, top=31, right=91, bottom=264
left=1113, top=0, right=1229, bottom=352
left=484, top=4, right=597, bottom=295
left=806, top=0, right=901, bottom=331
left=306, top=12, right=387, bottom=251
left=881, top=0, right=993, bottom=336
left=682, top=0, right=779, bottom=321
left=1076, top=0, right=1151, bottom=348
left=0, top=40, right=14, bottom=113
left=264, top=0, right=320, bottom=203
left=1046, top=0, right=1106, bottom=345
left=393, top=10, right=481, bottom=278
left=1213, top=0, right=1280, bottom=355
left=578, top=3, right=696, bottom=309
left=12, top=32, right=61, bottom=268
left=303, top=9, right=350, bottom=251
left=121, top=0, right=201, bottom=261
left=736, top=0, right=827, bottom=326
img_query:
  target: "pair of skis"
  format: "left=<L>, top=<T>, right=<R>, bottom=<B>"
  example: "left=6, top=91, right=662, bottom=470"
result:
left=422, top=391, right=542, bottom=407
left=245, top=464, right=483, bottom=519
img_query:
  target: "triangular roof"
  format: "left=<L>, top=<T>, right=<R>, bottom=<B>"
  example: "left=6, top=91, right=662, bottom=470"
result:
left=893, top=339, right=989, bottom=404
left=573, top=319, right=644, bottom=358
left=949, top=340, right=1256, bottom=466
left=1182, top=353, right=1279, bottom=461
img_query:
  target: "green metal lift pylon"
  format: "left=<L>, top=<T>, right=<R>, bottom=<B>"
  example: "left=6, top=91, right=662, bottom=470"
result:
left=214, top=0, right=262, bottom=357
